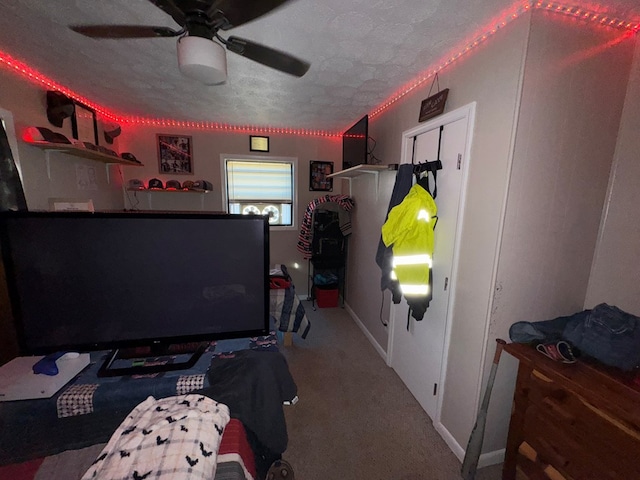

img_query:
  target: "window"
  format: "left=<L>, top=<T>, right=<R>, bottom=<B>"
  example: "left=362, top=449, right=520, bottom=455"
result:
left=222, top=156, right=296, bottom=227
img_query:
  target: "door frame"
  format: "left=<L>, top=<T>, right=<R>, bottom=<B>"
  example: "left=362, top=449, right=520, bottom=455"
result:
left=386, top=102, right=476, bottom=425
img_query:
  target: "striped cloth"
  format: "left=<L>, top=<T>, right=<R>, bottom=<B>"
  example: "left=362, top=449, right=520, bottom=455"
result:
left=270, top=264, right=311, bottom=338
left=296, top=195, right=354, bottom=259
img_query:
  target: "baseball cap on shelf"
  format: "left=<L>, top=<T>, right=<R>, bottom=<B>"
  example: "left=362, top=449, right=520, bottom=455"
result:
left=192, top=180, right=213, bottom=191
left=148, top=178, right=164, bottom=189
left=120, top=152, right=141, bottom=164
left=103, top=122, right=121, bottom=144
left=181, top=180, right=195, bottom=190
left=97, top=145, right=118, bottom=157
left=165, top=180, right=182, bottom=190
left=23, top=126, right=71, bottom=144
left=128, top=179, right=145, bottom=190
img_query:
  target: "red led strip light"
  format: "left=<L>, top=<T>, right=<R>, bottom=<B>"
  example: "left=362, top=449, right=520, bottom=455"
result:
left=368, top=2, right=639, bottom=122
left=0, top=2, right=637, bottom=135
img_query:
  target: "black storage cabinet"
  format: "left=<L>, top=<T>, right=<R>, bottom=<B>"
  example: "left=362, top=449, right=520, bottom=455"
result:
left=308, top=208, right=346, bottom=308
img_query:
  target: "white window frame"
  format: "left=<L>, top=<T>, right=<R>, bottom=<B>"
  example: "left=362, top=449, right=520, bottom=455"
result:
left=220, top=154, right=298, bottom=231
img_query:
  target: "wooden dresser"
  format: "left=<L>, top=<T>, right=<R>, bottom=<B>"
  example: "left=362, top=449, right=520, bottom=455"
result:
left=502, top=342, right=640, bottom=480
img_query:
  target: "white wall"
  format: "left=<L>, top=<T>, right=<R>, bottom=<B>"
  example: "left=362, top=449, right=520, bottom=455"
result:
left=485, top=10, right=635, bottom=453
left=343, top=9, right=637, bottom=460
left=346, top=14, right=531, bottom=451
left=586, top=34, right=640, bottom=315
left=0, top=68, right=125, bottom=212
left=118, top=125, right=342, bottom=290
left=0, top=65, right=342, bottom=291
left=347, top=17, right=531, bottom=355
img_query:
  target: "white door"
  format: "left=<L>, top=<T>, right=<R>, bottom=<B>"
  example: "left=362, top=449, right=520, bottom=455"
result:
left=389, top=107, right=472, bottom=421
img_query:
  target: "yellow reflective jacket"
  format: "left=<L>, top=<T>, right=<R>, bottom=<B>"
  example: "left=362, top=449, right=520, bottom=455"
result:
left=381, top=183, right=437, bottom=320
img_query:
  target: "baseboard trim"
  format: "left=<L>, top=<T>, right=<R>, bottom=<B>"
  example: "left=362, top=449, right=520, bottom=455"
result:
left=343, top=302, right=388, bottom=362
left=435, top=422, right=465, bottom=461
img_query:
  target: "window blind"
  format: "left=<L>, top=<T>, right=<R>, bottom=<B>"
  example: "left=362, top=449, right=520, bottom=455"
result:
left=226, top=160, right=293, bottom=202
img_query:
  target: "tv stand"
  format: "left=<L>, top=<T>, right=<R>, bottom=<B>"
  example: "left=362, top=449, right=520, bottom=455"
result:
left=97, top=342, right=208, bottom=377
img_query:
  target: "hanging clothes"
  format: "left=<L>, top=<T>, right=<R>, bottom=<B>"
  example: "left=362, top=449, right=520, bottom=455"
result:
left=375, top=164, right=414, bottom=302
left=381, top=182, right=437, bottom=321
left=297, top=194, right=354, bottom=259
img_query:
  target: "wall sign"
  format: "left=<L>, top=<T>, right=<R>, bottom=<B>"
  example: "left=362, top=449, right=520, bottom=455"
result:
left=419, top=88, right=449, bottom=123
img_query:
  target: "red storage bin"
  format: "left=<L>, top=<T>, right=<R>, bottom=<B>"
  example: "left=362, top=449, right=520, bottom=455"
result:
left=315, top=286, right=339, bottom=308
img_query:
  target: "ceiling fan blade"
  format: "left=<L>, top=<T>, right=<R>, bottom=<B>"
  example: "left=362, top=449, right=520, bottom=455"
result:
left=148, top=0, right=187, bottom=27
left=211, top=0, right=293, bottom=30
left=226, top=36, right=310, bottom=77
left=70, top=25, right=181, bottom=38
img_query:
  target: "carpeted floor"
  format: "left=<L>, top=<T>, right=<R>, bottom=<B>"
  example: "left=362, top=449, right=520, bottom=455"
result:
left=280, top=301, right=503, bottom=480
left=3, top=300, right=504, bottom=480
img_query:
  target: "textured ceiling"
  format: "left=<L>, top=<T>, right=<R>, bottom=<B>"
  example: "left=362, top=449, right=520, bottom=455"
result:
left=0, top=0, right=638, bottom=133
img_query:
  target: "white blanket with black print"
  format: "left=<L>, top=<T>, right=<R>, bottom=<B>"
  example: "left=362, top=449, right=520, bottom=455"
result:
left=81, top=394, right=230, bottom=480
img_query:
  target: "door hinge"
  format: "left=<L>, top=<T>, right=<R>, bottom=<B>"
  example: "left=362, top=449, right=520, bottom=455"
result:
left=457, top=154, right=462, bottom=170
left=433, top=383, right=438, bottom=395
left=444, top=277, right=449, bottom=291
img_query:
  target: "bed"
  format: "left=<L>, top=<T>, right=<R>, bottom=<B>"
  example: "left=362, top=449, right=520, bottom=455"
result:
left=0, top=267, right=310, bottom=480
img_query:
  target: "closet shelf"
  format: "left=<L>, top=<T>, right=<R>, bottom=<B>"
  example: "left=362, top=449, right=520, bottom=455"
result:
left=24, top=140, right=143, bottom=166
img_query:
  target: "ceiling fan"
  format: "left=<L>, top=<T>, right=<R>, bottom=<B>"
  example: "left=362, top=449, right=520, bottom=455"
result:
left=70, top=0, right=310, bottom=85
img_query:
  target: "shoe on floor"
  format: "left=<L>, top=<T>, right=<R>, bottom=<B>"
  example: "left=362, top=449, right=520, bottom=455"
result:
left=266, top=459, right=294, bottom=480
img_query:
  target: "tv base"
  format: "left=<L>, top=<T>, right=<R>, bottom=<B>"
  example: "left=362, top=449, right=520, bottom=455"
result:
left=97, top=342, right=208, bottom=377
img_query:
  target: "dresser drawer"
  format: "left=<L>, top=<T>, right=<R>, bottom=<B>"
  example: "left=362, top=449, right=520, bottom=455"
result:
left=503, top=343, right=640, bottom=480
left=522, top=369, right=640, bottom=479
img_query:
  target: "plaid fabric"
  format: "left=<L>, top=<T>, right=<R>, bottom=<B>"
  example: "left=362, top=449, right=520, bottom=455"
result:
left=81, top=394, right=230, bottom=480
left=57, top=384, right=99, bottom=418
left=176, top=374, right=206, bottom=395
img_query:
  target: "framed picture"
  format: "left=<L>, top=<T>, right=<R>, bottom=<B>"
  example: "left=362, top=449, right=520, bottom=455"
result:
left=157, top=134, right=193, bottom=174
left=309, top=161, right=334, bottom=191
left=71, top=102, right=99, bottom=145
left=250, top=135, right=269, bottom=152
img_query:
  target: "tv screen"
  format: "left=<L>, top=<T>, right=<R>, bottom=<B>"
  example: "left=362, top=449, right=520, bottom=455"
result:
left=0, top=211, right=270, bottom=356
left=342, top=115, right=368, bottom=169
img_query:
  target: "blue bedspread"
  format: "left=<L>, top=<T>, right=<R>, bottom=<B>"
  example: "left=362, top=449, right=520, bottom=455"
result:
left=0, top=332, right=278, bottom=465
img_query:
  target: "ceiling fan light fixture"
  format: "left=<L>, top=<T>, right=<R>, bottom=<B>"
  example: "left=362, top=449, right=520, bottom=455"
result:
left=177, top=36, right=227, bottom=85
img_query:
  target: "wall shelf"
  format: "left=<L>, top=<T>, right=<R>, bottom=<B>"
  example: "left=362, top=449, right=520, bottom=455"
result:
left=126, top=188, right=210, bottom=194
left=126, top=188, right=210, bottom=210
left=24, top=140, right=144, bottom=167
left=327, top=164, right=398, bottom=196
left=327, top=163, right=397, bottom=179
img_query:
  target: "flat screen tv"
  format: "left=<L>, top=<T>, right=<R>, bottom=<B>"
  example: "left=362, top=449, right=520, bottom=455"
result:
left=0, top=211, right=270, bottom=375
left=342, top=115, right=368, bottom=169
